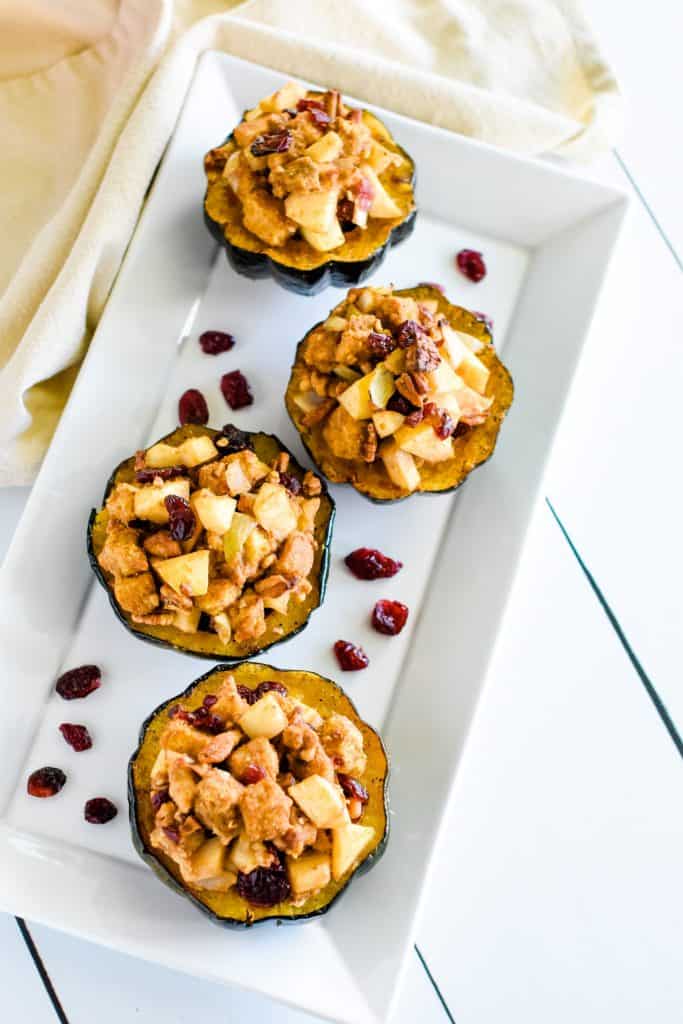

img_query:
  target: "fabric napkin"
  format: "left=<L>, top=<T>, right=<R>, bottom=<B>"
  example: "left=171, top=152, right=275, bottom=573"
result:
left=0, top=0, right=621, bottom=484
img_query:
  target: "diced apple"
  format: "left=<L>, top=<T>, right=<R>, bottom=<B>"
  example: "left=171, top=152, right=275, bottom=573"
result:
left=178, top=435, right=219, bottom=468
left=262, top=590, right=291, bottom=615
left=367, top=140, right=399, bottom=174
left=331, top=823, right=375, bottom=880
left=285, top=189, right=338, bottom=232
left=228, top=832, right=273, bottom=874
left=382, top=348, right=406, bottom=374
left=338, top=366, right=394, bottom=420
left=301, top=220, right=345, bottom=252
left=293, top=701, right=324, bottom=730
left=288, top=775, right=349, bottom=829
left=133, top=479, right=190, bottom=524
left=260, top=80, right=306, bottom=113
left=238, top=693, right=288, bottom=740
left=211, top=612, right=231, bottom=645
left=380, top=439, right=421, bottom=492
left=150, top=749, right=168, bottom=787
left=173, top=605, right=201, bottom=634
left=191, top=489, right=236, bottom=534
left=395, top=422, right=454, bottom=463
left=432, top=391, right=462, bottom=424
left=360, top=165, right=402, bottom=218
left=155, top=549, right=209, bottom=596
left=332, top=364, right=362, bottom=382
left=223, top=512, right=257, bottom=562
left=425, top=358, right=463, bottom=395
left=372, top=409, right=405, bottom=438
left=441, top=324, right=490, bottom=394
left=253, top=483, right=298, bottom=539
left=191, top=837, right=228, bottom=880
left=306, top=131, right=343, bottom=162
left=287, top=851, right=331, bottom=895
left=144, top=442, right=181, bottom=469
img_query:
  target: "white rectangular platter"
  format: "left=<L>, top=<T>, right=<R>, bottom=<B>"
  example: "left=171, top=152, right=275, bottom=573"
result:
left=0, top=52, right=627, bottom=1024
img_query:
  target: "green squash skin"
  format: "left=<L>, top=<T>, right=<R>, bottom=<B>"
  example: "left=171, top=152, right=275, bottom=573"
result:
left=128, top=662, right=390, bottom=928
left=203, top=112, right=417, bottom=297
left=87, top=426, right=335, bottom=663
left=285, top=285, right=515, bottom=504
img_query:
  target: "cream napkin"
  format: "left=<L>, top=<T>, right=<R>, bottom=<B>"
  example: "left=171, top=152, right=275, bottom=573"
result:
left=0, top=0, right=621, bottom=484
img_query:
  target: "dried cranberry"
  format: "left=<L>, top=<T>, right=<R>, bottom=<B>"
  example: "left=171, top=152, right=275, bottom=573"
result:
left=221, top=370, right=253, bottom=410
left=202, top=694, right=218, bottom=708
left=170, top=705, right=223, bottom=734
left=472, top=311, right=494, bottom=334
left=236, top=857, right=291, bottom=907
left=296, top=98, right=326, bottom=113
left=27, top=767, right=66, bottom=798
left=241, top=764, right=266, bottom=785
left=59, top=723, right=92, bottom=752
left=237, top=684, right=257, bottom=705
left=395, top=320, right=424, bottom=349
left=255, top=681, right=288, bottom=699
left=279, top=472, right=302, bottom=495
left=163, top=826, right=180, bottom=843
left=199, top=330, right=235, bottom=355
left=345, top=548, right=403, bottom=580
left=56, top=665, right=101, bottom=701
left=151, top=789, right=169, bottom=811
left=84, top=797, right=118, bottom=824
left=452, top=421, right=470, bottom=439
left=337, top=197, right=355, bottom=231
left=367, top=331, right=396, bottom=359
left=429, top=407, right=455, bottom=439
left=135, top=465, right=186, bottom=484
left=387, top=392, right=417, bottom=415
left=250, top=129, right=292, bottom=157
left=405, top=407, right=424, bottom=427
left=178, top=388, right=209, bottom=426
left=338, top=773, right=369, bottom=803
left=164, top=494, right=196, bottom=542
left=334, top=640, right=369, bottom=671
left=215, top=424, right=254, bottom=454
left=456, top=249, right=486, bottom=282
left=372, top=599, right=409, bottom=636
left=419, top=281, right=445, bottom=293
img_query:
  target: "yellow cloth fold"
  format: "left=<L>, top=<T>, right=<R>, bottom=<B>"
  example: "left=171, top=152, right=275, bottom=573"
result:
left=0, top=0, right=621, bottom=484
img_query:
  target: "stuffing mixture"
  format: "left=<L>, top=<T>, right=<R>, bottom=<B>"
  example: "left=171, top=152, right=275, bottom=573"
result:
left=97, top=428, right=324, bottom=647
left=205, top=81, right=413, bottom=254
left=147, top=674, right=376, bottom=906
left=289, top=285, right=495, bottom=492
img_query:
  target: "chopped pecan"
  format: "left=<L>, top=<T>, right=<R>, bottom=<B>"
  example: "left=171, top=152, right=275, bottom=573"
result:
left=411, top=371, right=430, bottom=395
left=406, top=336, right=441, bottom=373
left=131, top=611, right=175, bottom=626
left=160, top=583, right=193, bottom=611
left=325, top=89, right=340, bottom=119
left=303, top=471, right=322, bottom=497
left=237, top=493, right=256, bottom=515
left=253, top=574, right=291, bottom=598
left=301, top=398, right=336, bottom=428
left=273, top=452, right=290, bottom=473
left=395, top=373, right=423, bottom=407
left=310, top=370, right=330, bottom=397
left=360, top=422, right=378, bottom=463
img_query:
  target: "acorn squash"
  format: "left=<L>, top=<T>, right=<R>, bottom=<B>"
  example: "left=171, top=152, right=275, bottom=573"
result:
left=128, top=662, right=389, bottom=926
left=203, top=82, right=416, bottom=296
left=88, top=424, right=334, bottom=660
left=285, top=284, right=514, bottom=501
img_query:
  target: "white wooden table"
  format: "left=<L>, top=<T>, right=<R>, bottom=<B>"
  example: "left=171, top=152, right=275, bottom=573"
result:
left=1, top=3, right=681, bottom=1020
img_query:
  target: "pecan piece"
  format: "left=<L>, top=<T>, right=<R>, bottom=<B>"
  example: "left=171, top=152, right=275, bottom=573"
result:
left=360, top=422, right=378, bottom=463
left=406, top=336, right=441, bottom=374
left=160, top=583, right=193, bottom=611
left=303, top=471, right=322, bottom=497
left=131, top=612, right=175, bottom=626
left=395, top=373, right=423, bottom=407
left=254, top=574, right=291, bottom=598
left=301, top=398, right=336, bottom=428
left=411, top=372, right=431, bottom=395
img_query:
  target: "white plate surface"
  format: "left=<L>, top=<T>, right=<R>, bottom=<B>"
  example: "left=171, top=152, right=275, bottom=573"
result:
left=0, top=52, right=627, bottom=1024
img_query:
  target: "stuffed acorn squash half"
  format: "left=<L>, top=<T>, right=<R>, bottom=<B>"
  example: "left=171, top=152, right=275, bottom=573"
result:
left=203, top=80, right=416, bottom=295
left=285, top=284, right=514, bottom=501
left=129, top=662, right=389, bottom=926
left=88, top=424, right=334, bottom=660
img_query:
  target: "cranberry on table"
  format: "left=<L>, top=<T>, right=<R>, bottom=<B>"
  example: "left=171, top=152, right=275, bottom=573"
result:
left=236, top=859, right=291, bottom=907
left=344, top=548, right=403, bottom=580
left=59, top=723, right=92, bottom=752
left=84, top=797, right=118, bottom=824
left=56, top=664, right=101, bottom=700
left=178, top=388, right=209, bottom=426
left=199, top=330, right=235, bottom=355
left=164, top=494, right=196, bottom=542
left=334, top=640, right=369, bottom=671
left=455, top=248, right=487, bottom=282
left=27, top=767, right=66, bottom=798
left=372, top=599, right=409, bottom=636
left=221, top=370, right=253, bottom=410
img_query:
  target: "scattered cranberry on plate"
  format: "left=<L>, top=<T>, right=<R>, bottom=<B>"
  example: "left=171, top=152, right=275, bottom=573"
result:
left=56, top=665, right=101, bottom=701
left=456, top=249, right=486, bottom=282
left=372, top=599, right=409, bottom=636
left=199, top=330, right=234, bottom=355
left=345, top=548, right=403, bottom=580
left=178, top=388, right=209, bottom=426
left=59, top=724, right=92, bottom=752
left=334, top=640, right=369, bottom=671
left=221, top=370, right=253, bottom=410
left=84, top=797, right=118, bottom=824
left=27, top=767, right=66, bottom=798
